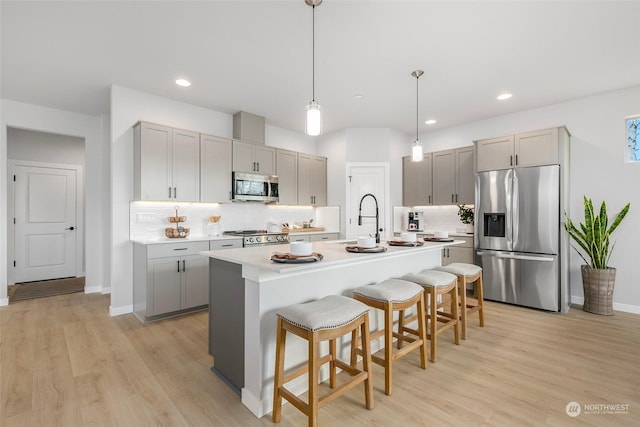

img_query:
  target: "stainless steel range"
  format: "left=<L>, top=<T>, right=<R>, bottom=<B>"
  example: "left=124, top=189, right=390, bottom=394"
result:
left=223, top=230, right=289, bottom=247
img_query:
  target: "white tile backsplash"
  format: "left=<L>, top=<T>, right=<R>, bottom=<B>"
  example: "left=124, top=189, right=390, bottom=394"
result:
left=130, top=202, right=340, bottom=240
left=393, top=205, right=471, bottom=234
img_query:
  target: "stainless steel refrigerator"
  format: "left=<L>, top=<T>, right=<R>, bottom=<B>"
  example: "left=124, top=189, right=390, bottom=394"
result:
left=475, top=165, right=570, bottom=312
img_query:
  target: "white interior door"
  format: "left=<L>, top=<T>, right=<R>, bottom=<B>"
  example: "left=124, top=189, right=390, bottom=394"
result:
left=13, top=164, right=77, bottom=282
left=346, top=163, right=389, bottom=240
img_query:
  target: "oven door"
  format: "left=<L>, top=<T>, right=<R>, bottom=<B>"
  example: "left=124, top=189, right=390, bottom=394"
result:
left=231, top=172, right=279, bottom=203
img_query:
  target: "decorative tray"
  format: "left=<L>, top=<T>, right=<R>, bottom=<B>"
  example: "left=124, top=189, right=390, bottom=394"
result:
left=271, top=252, right=324, bottom=263
left=387, top=240, right=424, bottom=247
left=345, top=245, right=387, bottom=253
left=423, top=237, right=454, bottom=242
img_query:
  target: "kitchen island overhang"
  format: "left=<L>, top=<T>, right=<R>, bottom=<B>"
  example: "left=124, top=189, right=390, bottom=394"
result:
left=201, top=239, right=463, bottom=418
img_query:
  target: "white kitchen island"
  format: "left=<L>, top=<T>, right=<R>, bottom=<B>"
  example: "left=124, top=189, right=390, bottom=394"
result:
left=201, top=238, right=462, bottom=418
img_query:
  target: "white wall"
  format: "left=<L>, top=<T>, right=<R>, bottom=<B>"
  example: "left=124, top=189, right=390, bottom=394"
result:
left=0, top=99, right=108, bottom=305
left=8, top=128, right=85, bottom=164
left=419, top=85, right=640, bottom=312
left=109, top=85, right=314, bottom=315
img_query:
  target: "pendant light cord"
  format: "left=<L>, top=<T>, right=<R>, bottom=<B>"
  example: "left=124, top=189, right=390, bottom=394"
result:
left=415, top=74, right=419, bottom=142
left=312, top=5, right=316, bottom=102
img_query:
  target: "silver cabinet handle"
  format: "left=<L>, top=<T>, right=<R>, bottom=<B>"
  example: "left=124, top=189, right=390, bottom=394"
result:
left=428, top=195, right=432, bottom=204
left=177, top=260, right=180, bottom=272
left=173, top=187, right=177, bottom=199
left=510, top=155, right=513, bottom=166
left=173, top=248, right=188, bottom=251
left=169, top=187, right=172, bottom=198
left=221, top=244, right=234, bottom=247
left=515, top=154, right=518, bottom=165
left=182, top=259, right=186, bottom=272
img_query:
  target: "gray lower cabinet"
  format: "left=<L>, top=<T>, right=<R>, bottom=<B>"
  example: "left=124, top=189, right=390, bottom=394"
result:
left=288, top=234, right=310, bottom=242
left=441, top=235, right=474, bottom=265
left=134, top=241, right=210, bottom=322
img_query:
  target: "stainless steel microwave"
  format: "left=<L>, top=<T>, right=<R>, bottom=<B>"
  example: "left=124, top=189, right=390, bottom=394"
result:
left=231, top=172, right=279, bottom=203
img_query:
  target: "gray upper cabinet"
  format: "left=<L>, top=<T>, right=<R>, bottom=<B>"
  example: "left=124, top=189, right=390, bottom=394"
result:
left=134, top=121, right=200, bottom=201
left=232, top=140, right=275, bottom=175
left=276, top=149, right=298, bottom=205
left=298, top=153, right=327, bottom=206
left=476, top=127, right=562, bottom=171
left=403, top=153, right=433, bottom=206
left=200, top=134, right=232, bottom=202
left=433, top=147, right=475, bottom=205
left=433, top=150, right=456, bottom=205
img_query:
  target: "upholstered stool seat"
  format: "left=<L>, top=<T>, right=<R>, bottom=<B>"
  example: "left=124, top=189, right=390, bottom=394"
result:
left=402, top=270, right=460, bottom=362
left=435, top=262, right=484, bottom=339
left=352, top=278, right=428, bottom=395
left=272, top=295, right=374, bottom=427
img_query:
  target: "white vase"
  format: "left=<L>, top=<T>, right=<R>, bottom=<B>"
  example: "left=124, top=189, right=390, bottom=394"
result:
left=207, top=222, right=221, bottom=236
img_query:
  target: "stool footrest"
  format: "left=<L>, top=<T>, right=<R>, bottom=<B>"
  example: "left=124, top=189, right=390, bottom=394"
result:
left=282, top=354, right=333, bottom=384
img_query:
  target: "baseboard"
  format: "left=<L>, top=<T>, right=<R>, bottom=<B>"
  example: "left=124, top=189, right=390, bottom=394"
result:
left=0, top=297, right=8, bottom=306
left=109, top=304, right=133, bottom=317
left=571, top=296, right=640, bottom=314
left=84, top=286, right=102, bottom=294
left=100, top=287, right=111, bottom=295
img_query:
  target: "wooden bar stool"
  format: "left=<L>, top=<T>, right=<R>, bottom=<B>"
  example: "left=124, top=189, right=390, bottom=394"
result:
left=352, top=278, right=428, bottom=395
left=435, top=263, right=484, bottom=339
left=402, top=269, right=460, bottom=362
left=272, top=295, right=374, bottom=427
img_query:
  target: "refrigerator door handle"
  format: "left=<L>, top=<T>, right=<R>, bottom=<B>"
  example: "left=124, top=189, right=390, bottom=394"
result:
left=477, top=250, right=554, bottom=262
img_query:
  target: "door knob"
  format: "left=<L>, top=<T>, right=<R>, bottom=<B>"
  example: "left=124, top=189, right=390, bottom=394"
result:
left=66, top=226, right=75, bottom=231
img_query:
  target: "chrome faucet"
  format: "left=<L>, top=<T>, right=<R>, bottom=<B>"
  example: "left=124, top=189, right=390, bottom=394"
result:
left=357, top=193, right=381, bottom=243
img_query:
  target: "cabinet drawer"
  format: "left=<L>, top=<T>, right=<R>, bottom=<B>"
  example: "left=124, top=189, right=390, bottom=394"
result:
left=210, top=239, right=243, bottom=250
left=289, top=235, right=310, bottom=242
left=309, top=233, right=339, bottom=242
left=147, top=241, right=209, bottom=259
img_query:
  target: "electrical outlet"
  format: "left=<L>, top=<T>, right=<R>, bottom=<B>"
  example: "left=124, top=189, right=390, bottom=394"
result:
left=136, top=213, right=155, bottom=223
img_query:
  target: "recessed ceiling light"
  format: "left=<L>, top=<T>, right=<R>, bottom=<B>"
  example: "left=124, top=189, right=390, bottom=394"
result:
left=425, top=119, right=437, bottom=125
left=497, top=93, right=512, bottom=100
left=176, top=79, right=191, bottom=87
left=354, top=94, right=364, bottom=99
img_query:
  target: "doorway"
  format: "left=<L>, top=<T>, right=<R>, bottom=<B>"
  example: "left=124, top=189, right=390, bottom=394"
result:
left=345, top=163, right=390, bottom=240
left=7, top=128, right=85, bottom=297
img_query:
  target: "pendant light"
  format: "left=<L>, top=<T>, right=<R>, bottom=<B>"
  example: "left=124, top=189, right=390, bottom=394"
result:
left=305, top=0, right=323, bottom=136
left=411, top=70, right=424, bottom=162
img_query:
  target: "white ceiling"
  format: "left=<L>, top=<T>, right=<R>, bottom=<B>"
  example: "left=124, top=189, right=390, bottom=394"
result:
left=2, top=1, right=639, bottom=136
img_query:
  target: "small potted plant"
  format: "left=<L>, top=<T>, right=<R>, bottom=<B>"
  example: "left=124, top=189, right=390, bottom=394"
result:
left=564, top=196, right=630, bottom=315
left=457, top=204, right=474, bottom=234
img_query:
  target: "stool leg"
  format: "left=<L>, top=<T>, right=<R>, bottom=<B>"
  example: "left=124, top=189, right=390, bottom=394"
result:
left=451, top=283, right=460, bottom=345
left=308, top=331, right=319, bottom=427
left=428, top=287, right=438, bottom=362
left=477, top=274, right=485, bottom=327
left=329, top=338, right=337, bottom=388
left=360, top=313, right=374, bottom=410
left=458, top=276, right=468, bottom=340
left=397, top=309, right=405, bottom=350
left=350, top=328, right=359, bottom=367
left=383, top=302, right=393, bottom=395
left=416, top=292, right=428, bottom=369
left=272, top=318, right=286, bottom=423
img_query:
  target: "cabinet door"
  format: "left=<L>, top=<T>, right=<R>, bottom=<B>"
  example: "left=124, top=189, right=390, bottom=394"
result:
left=276, top=149, right=298, bottom=205
left=311, top=156, right=327, bottom=206
left=232, top=140, right=256, bottom=173
left=403, top=154, right=432, bottom=206
left=254, top=146, right=276, bottom=175
left=433, top=150, right=456, bottom=205
left=455, top=147, right=475, bottom=204
left=201, top=134, right=232, bottom=202
left=297, top=153, right=313, bottom=205
left=172, top=128, right=200, bottom=202
left=182, top=255, right=209, bottom=310
left=447, top=247, right=474, bottom=265
left=137, top=122, right=172, bottom=201
left=476, top=135, right=514, bottom=171
left=148, top=257, right=182, bottom=315
left=515, top=128, right=558, bottom=167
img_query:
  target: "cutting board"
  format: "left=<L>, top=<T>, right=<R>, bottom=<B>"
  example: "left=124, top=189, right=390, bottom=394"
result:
left=283, top=227, right=325, bottom=233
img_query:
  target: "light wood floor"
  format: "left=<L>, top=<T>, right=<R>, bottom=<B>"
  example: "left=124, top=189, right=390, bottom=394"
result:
left=1, top=293, right=639, bottom=426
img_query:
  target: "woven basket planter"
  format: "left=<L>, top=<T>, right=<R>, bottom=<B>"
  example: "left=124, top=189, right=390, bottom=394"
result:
left=581, top=265, right=616, bottom=315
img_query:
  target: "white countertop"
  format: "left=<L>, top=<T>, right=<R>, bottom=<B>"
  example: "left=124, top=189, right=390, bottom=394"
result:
left=201, top=237, right=463, bottom=273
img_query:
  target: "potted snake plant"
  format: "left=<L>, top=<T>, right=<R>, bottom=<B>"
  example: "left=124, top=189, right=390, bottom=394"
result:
left=564, top=196, right=630, bottom=315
